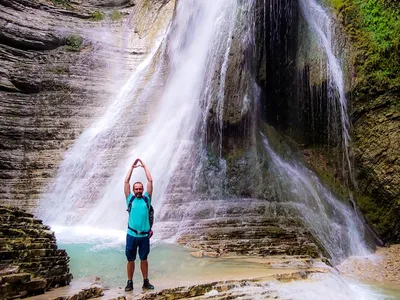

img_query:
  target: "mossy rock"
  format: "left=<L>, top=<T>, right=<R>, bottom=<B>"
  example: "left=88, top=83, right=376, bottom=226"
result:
left=356, top=193, right=400, bottom=242
left=328, top=0, right=400, bottom=93
left=91, top=10, right=105, bottom=21
left=324, top=0, right=400, bottom=243
left=51, top=0, right=72, bottom=9
left=110, top=10, right=123, bottom=21
left=66, top=34, right=83, bottom=52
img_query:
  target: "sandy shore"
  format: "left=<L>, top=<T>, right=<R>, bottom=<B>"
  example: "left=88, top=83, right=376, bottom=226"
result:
left=337, top=244, right=400, bottom=284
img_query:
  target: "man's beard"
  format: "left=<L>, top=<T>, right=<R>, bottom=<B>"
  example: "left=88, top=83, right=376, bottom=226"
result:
left=134, top=192, right=143, bottom=198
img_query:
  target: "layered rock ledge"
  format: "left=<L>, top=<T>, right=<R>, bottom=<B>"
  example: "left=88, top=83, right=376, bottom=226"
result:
left=27, top=256, right=328, bottom=300
left=0, top=205, right=72, bottom=299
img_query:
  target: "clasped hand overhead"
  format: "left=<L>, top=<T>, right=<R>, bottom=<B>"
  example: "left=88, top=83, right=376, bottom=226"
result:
left=132, top=158, right=145, bottom=168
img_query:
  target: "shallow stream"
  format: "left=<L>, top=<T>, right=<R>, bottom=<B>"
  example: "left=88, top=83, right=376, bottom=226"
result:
left=55, top=226, right=400, bottom=299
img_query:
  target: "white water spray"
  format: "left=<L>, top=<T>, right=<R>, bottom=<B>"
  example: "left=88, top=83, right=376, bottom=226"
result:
left=37, top=0, right=238, bottom=235
left=36, top=38, right=165, bottom=225
left=299, top=0, right=354, bottom=184
left=262, top=135, right=370, bottom=263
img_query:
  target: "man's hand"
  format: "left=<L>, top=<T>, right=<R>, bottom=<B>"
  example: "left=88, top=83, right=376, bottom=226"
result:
left=133, top=158, right=141, bottom=168
left=137, top=159, right=145, bottom=168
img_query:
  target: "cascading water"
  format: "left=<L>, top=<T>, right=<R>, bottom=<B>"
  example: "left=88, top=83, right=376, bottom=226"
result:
left=86, top=0, right=239, bottom=231
left=262, top=134, right=370, bottom=264
left=36, top=38, right=166, bottom=226
left=37, top=0, right=239, bottom=236
left=299, top=0, right=354, bottom=184
left=32, top=0, right=393, bottom=297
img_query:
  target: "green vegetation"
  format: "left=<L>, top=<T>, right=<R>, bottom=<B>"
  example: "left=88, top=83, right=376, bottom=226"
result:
left=48, top=66, right=70, bottom=75
left=356, top=193, right=398, bottom=241
left=91, top=10, right=105, bottom=21
left=327, top=0, right=400, bottom=243
left=66, top=34, right=83, bottom=52
left=110, top=10, right=123, bottom=21
left=330, top=0, right=400, bottom=94
left=51, top=0, right=72, bottom=9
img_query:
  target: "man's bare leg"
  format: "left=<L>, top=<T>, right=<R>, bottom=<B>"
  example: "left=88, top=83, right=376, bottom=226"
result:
left=125, top=261, right=135, bottom=291
left=140, top=260, right=148, bottom=279
left=127, top=261, right=135, bottom=280
left=141, top=260, right=154, bottom=289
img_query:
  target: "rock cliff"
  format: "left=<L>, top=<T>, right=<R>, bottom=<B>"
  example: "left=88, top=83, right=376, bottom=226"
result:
left=0, top=0, right=175, bottom=212
left=338, top=0, right=400, bottom=243
left=0, top=205, right=72, bottom=299
left=0, top=0, right=398, bottom=264
left=296, top=0, right=400, bottom=243
left=243, top=0, right=399, bottom=243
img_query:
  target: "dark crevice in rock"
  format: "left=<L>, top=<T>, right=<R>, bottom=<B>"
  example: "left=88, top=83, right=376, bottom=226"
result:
left=0, top=32, right=65, bottom=52
left=87, top=0, right=134, bottom=8
left=0, top=0, right=24, bottom=11
left=0, top=83, right=19, bottom=92
left=262, top=0, right=299, bottom=134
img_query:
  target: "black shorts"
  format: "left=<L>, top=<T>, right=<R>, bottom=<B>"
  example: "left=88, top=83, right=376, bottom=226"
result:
left=125, top=234, right=150, bottom=261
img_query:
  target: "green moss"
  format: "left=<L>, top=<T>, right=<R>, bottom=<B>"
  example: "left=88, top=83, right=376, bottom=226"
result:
left=48, top=66, right=70, bottom=75
left=356, top=194, right=395, bottom=239
left=110, top=10, right=123, bottom=21
left=262, top=123, right=350, bottom=202
left=225, top=147, right=245, bottom=162
left=331, top=0, right=344, bottom=10
left=206, top=145, right=220, bottom=168
left=91, top=10, right=105, bottom=21
left=262, top=124, right=296, bottom=159
left=311, top=158, right=349, bottom=199
left=51, top=0, right=72, bottom=9
left=328, top=0, right=400, bottom=93
left=356, top=0, right=399, bottom=50
left=66, top=34, right=83, bottom=52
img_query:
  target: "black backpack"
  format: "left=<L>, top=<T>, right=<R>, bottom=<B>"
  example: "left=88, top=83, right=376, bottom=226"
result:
left=127, top=194, right=154, bottom=235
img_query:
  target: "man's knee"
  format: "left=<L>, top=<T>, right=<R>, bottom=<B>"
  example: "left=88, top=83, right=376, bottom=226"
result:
left=139, top=253, right=148, bottom=260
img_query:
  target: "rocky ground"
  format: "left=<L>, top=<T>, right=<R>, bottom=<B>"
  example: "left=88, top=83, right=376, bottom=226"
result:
left=337, top=244, right=400, bottom=284
left=26, top=256, right=330, bottom=300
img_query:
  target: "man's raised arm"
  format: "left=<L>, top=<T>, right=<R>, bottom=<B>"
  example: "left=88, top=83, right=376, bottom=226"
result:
left=138, top=159, right=153, bottom=198
left=124, top=159, right=139, bottom=198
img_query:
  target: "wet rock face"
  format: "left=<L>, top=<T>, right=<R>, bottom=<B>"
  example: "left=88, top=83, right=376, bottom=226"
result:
left=0, top=0, right=110, bottom=211
left=353, top=90, right=400, bottom=243
left=0, top=205, right=72, bottom=299
left=0, top=0, right=175, bottom=212
left=250, top=0, right=399, bottom=243
left=156, top=142, right=323, bottom=259
left=175, top=202, right=321, bottom=258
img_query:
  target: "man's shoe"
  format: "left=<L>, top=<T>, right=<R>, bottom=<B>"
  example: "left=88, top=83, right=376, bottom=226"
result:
left=142, top=278, right=154, bottom=290
left=125, top=280, right=133, bottom=291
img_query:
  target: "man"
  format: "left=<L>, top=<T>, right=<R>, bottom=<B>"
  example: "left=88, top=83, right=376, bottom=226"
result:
left=123, top=158, right=154, bottom=291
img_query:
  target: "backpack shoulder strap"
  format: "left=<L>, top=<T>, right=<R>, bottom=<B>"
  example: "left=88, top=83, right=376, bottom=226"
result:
left=127, top=194, right=150, bottom=213
left=142, top=195, right=150, bottom=210
left=127, top=195, right=134, bottom=213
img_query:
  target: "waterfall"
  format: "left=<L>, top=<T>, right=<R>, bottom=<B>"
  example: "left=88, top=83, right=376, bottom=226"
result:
left=299, top=0, right=354, bottom=184
left=37, top=0, right=238, bottom=231
left=36, top=38, right=166, bottom=225
left=262, top=134, right=370, bottom=263
left=35, top=0, right=370, bottom=266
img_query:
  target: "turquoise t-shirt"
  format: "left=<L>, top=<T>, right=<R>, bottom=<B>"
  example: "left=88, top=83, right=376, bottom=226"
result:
left=126, top=192, right=151, bottom=237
